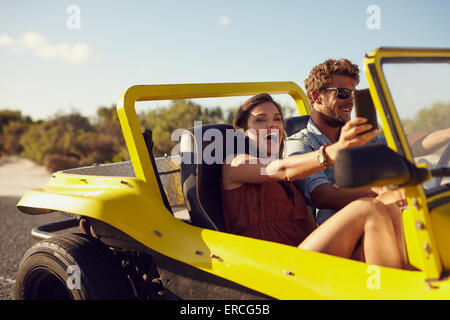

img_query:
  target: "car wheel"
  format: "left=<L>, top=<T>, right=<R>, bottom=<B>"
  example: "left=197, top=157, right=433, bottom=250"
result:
left=14, top=233, right=133, bottom=300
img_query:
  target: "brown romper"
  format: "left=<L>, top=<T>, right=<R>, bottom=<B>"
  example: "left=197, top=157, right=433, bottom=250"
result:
left=222, top=181, right=316, bottom=246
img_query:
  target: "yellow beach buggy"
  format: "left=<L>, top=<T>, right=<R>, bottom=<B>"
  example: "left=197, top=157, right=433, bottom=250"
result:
left=14, top=47, right=450, bottom=299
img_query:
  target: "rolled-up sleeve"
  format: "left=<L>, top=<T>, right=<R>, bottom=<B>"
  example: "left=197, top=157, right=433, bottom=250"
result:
left=284, top=137, right=331, bottom=205
left=294, top=172, right=330, bottom=205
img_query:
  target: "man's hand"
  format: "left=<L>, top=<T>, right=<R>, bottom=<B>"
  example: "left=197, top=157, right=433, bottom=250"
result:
left=370, top=185, right=389, bottom=196
left=375, top=187, right=407, bottom=207
left=326, top=117, right=380, bottom=162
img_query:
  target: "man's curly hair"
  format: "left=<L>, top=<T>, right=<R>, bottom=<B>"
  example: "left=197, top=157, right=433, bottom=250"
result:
left=304, top=59, right=360, bottom=104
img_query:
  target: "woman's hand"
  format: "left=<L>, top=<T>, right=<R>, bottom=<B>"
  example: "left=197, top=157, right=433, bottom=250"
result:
left=327, top=117, right=380, bottom=162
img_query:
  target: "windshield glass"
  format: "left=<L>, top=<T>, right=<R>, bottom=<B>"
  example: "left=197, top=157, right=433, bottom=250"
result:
left=382, top=60, right=450, bottom=189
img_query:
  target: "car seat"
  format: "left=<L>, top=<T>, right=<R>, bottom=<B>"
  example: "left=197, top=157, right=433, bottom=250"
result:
left=284, top=115, right=311, bottom=137
left=179, top=124, right=234, bottom=231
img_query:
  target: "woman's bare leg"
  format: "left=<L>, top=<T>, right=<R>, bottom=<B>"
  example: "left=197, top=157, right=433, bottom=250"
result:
left=382, top=203, right=418, bottom=270
left=298, top=198, right=402, bottom=269
left=375, top=188, right=412, bottom=269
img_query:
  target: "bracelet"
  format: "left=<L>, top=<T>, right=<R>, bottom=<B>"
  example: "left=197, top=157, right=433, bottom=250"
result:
left=318, top=144, right=332, bottom=168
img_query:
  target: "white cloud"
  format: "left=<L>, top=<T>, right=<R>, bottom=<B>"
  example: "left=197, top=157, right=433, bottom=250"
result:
left=0, top=34, right=14, bottom=46
left=219, top=16, right=230, bottom=27
left=0, top=32, right=94, bottom=63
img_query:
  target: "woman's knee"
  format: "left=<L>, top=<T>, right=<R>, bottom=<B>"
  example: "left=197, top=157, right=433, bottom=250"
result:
left=352, top=197, right=392, bottom=223
left=360, top=198, right=395, bottom=232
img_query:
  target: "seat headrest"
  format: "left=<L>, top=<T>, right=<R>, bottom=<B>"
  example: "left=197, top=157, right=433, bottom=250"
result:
left=180, top=124, right=233, bottom=231
left=284, top=115, right=311, bottom=137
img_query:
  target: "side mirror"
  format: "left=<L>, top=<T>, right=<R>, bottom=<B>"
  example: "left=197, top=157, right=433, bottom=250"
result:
left=335, top=144, right=430, bottom=189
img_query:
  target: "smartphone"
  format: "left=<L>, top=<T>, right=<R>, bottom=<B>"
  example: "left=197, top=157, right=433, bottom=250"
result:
left=354, top=88, right=379, bottom=134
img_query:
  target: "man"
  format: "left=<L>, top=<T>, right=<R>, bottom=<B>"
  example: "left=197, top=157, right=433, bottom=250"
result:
left=285, top=58, right=449, bottom=224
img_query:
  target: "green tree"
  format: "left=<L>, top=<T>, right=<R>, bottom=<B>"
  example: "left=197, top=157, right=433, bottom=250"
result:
left=20, top=113, right=95, bottom=166
left=0, top=109, right=32, bottom=155
left=1, top=121, right=27, bottom=155
left=280, top=103, right=299, bottom=118
left=139, top=100, right=227, bottom=156
left=94, top=104, right=129, bottom=162
left=0, top=110, right=24, bottom=131
left=402, top=102, right=450, bottom=135
left=223, top=101, right=299, bottom=126
left=6, top=98, right=301, bottom=170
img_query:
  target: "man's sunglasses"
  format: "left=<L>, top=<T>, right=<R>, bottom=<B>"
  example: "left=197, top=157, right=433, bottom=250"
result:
left=323, top=87, right=355, bottom=99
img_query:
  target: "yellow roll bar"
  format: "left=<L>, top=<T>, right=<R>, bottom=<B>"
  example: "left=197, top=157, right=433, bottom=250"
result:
left=117, top=82, right=310, bottom=187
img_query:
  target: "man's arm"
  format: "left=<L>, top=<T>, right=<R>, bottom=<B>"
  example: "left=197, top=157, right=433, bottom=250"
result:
left=310, top=183, right=376, bottom=211
left=285, top=124, right=379, bottom=210
left=285, top=132, right=375, bottom=209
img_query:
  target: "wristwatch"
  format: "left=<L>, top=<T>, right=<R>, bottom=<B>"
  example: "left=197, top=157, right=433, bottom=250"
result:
left=318, top=144, right=332, bottom=167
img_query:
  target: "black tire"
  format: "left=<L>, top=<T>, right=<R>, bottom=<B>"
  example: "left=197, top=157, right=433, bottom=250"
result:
left=13, top=233, right=134, bottom=300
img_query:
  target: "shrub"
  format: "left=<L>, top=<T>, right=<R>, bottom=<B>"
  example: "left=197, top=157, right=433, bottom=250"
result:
left=0, top=110, right=32, bottom=156
left=1, top=121, right=27, bottom=155
left=402, top=102, right=450, bottom=134
left=43, top=154, right=81, bottom=172
left=20, top=113, right=95, bottom=165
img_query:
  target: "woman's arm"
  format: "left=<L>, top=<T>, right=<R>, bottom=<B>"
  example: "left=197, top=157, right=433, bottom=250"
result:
left=223, top=118, right=379, bottom=189
left=222, top=150, right=324, bottom=189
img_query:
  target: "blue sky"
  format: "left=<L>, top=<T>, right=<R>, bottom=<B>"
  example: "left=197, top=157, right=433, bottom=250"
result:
left=1, top=0, right=449, bottom=120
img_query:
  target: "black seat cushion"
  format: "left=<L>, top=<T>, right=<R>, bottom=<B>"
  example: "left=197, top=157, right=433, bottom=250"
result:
left=284, top=115, right=311, bottom=137
left=180, top=124, right=234, bottom=231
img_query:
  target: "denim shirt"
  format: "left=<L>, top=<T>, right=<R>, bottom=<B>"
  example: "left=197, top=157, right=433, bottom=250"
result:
left=283, top=118, right=386, bottom=224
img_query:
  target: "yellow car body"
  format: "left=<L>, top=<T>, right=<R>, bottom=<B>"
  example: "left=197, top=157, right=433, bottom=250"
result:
left=17, top=48, right=450, bottom=299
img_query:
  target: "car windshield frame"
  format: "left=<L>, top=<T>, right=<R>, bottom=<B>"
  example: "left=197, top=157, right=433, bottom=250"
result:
left=365, top=49, right=450, bottom=161
left=364, top=48, right=450, bottom=196
left=380, top=56, right=450, bottom=189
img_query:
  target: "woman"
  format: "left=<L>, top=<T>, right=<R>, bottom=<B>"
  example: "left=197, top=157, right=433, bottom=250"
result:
left=222, top=93, right=406, bottom=269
